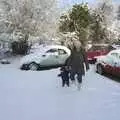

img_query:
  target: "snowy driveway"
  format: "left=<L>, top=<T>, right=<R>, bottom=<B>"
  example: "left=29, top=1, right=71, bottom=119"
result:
left=0, top=61, right=120, bottom=120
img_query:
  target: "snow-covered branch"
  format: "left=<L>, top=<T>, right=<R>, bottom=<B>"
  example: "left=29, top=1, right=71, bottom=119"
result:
left=0, top=0, right=60, bottom=42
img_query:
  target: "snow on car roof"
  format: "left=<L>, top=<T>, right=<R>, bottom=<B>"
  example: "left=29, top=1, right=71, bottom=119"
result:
left=92, top=43, right=108, bottom=46
left=31, top=45, right=71, bottom=55
left=110, top=49, right=120, bottom=54
left=47, top=45, right=69, bottom=50
left=46, top=45, right=71, bottom=55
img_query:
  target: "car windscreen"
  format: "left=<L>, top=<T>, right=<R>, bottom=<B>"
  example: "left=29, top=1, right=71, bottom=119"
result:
left=88, top=45, right=108, bottom=51
left=58, top=49, right=67, bottom=55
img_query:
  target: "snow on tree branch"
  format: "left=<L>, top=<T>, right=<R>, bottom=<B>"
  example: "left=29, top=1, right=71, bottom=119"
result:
left=0, top=0, right=60, bottom=42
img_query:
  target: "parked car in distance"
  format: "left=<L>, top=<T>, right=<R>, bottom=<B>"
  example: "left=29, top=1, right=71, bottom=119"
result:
left=96, top=50, right=120, bottom=78
left=111, top=43, right=120, bottom=49
left=20, top=45, right=71, bottom=70
left=0, top=48, right=12, bottom=60
left=0, top=59, right=11, bottom=64
left=87, top=44, right=115, bottom=64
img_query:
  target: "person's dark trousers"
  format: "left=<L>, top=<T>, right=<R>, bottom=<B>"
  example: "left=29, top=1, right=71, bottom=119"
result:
left=70, top=71, right=75, bottom=82
left=62, top=78, right=69, bottom=87
left=66, top=79, right=69, bottom=87
left=70, top=71, right=82, bottom=84
left=62, top=79, right=66, bottom=87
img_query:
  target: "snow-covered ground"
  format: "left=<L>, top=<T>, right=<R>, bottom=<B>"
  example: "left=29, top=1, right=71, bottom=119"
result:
left=0, top=59, right=120, bottom=120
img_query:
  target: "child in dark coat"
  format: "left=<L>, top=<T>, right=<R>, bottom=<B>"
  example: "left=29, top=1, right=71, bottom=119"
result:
left=58, top=66, right=70, bottom=87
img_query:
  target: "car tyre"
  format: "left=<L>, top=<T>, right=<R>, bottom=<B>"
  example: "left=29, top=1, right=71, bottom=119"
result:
left=29, top=62, right=39, bottom=71
left=97, top=64, right=103, bottom=75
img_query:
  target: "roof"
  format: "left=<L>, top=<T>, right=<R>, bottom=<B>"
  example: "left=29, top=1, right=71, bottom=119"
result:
left=46, top=45, right=71, bottom=55
left=110, top=49, right=120, bottom=54
left=92, top=44, right=109, bottom=46
left=30, top=44, right=71, bottom=55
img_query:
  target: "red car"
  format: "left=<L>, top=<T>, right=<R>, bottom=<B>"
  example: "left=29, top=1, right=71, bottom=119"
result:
left=96, top=50, right=120, bottom=78
left=87, top=44, right=114, bottom=64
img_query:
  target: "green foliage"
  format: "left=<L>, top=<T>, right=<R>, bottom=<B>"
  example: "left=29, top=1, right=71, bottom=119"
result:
left=59, top=2, right=114, bottom=45
left=59, top=14, right=75, bottom=32
left=69, top=4, right=91, bottom=30
left=59, top=3, right=91, bottom=45
left=90, top=11, right=105, bottom=43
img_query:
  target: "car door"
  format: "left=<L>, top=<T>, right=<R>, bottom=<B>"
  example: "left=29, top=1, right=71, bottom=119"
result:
left=104, top=55, right=114, bottom=74
left=117, top=55, right=120, bottom=77
left=106, top=53, right=120, bottom=76
left=40, top=48, right=59, bottom=66
left=111, top=53, right=120, bottom=77
left=57, top=49, right=69, bottom=65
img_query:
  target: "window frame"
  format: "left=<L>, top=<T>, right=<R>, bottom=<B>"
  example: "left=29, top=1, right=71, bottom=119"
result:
left=58, top=49, right=67, bottom=55
left=46, top=48, right=58, bottom=53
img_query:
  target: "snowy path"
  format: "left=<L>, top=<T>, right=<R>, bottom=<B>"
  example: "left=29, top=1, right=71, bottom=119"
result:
left=0, top=62, right=120, bottom=120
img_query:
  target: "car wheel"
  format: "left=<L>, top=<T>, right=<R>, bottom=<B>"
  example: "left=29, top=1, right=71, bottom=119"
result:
left=97, top=64, right=103, bottom=75
left=29, top=62, right=39, bottom=71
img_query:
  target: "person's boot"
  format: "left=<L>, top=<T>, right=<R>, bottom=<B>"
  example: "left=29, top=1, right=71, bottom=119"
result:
left=71, top=80, right=75, bottom=84
left=62, top=84, right=65, bottom=87
left=66, top=83, right=69, bottom=87
left=77, top=83, right=82, bottom=90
